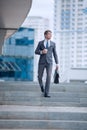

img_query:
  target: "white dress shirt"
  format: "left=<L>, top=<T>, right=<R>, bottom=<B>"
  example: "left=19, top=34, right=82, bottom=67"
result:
left=44, top=39, right=50, bottom=48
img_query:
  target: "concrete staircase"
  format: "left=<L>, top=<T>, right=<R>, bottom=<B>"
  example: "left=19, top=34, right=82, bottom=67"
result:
left=0, top=81, right=87, bottom=130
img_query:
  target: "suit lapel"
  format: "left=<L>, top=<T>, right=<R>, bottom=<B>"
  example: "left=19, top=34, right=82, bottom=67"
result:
left=41, top=40, right=45, bottom=50
left=50, top=41, right=53, bottom=46
left=49, top=41, right=53, bottom=48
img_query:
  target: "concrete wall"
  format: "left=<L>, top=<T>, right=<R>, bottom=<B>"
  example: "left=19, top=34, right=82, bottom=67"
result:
left=69, top=68, right=87, bottom=82
left=0, top=0, right=32, bottom=54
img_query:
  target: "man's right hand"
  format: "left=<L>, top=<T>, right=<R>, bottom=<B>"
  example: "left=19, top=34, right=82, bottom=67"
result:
left=42, top=49, right=48, bottom=54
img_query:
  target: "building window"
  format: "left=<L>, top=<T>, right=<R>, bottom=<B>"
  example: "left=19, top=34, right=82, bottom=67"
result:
left=62, top=0, right=64, bottom=2
left=78, top=0, right=83, bottom=1
left=78, top=4, right=83, bottom=6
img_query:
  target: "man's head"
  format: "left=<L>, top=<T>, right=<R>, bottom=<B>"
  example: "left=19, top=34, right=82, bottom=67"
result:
left=44, top=30, right=52, bottom=40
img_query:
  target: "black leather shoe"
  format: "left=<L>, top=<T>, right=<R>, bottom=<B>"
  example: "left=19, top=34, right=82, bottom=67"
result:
left=41, top=86, right=44, bottom=93
left=44, top=94, right=51, bottom=98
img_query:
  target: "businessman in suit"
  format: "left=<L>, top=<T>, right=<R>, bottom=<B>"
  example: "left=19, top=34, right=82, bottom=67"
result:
left=35, top=30, right=58, bottom=97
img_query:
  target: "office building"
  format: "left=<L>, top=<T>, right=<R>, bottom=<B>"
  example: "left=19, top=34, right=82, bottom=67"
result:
left=54, top=0, right=87, bottom=82
left=2, top=27, right=34, bottom=81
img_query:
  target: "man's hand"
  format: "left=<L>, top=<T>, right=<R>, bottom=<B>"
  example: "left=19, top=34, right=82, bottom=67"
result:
left=42, top=49, right=48, bottom=54
left=56, top=65, right=59, bottom=70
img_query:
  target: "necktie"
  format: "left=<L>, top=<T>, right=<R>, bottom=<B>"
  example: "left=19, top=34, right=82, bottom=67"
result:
left=46, top=41, right=48, bottom=49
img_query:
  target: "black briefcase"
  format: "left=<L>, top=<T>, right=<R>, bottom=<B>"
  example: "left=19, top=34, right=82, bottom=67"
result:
left=54, top=69, right=59, bottom=84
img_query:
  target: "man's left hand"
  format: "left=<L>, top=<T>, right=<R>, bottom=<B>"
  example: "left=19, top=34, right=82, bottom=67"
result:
left=56, top=65, right=59, bottom=70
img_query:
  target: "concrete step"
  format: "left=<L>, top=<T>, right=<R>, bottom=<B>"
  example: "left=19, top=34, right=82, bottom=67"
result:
left=0, top=106, right=87, bottom=121
left=0, top=119, right=87, bottom=129
left=0, top=94, right=83, bottom=102
left=0, top=82, right=87, bottom=93
left=0, top=105, right=87, bottom=130
left=0, top=129, right=62, bottom=130
left=0, top=91, right=87, bottom=106
left=0, top=96, right=86, bottom=104
left=0, top=91, right=87, bottom=98
left=1, top=100, right=87, bottom=107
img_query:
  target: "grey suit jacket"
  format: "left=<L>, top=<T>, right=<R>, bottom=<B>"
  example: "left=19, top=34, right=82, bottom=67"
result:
left=35, top=40, right=58, bottom=64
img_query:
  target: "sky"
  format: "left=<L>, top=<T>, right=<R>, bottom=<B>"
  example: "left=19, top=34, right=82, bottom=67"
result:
left=27, top=0, right=54, bottom=29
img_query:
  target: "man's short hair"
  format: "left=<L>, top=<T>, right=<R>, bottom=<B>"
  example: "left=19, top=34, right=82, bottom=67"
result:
left=44, top=30, right=52, bottom=35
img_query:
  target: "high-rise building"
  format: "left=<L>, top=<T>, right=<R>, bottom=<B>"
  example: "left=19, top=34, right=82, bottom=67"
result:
left=54, top=0, right=87, bottom=82
left=22, top=16, right=50, bottom=81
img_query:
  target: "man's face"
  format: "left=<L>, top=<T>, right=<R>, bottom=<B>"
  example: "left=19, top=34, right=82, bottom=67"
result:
left=45, top=32, right=52, bottom=40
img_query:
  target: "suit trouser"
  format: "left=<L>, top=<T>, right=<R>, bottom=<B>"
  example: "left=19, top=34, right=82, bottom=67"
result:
left=38, top=62, right=52, bottom=95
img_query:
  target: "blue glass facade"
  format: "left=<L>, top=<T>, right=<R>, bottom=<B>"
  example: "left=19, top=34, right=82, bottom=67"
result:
left=15, top=28, right=34, bottom=46
left=0, top=56, right=33, bottom=81
left=3, top=27, right=34, bottom=57
left=1, top=27, right=35, bottom=81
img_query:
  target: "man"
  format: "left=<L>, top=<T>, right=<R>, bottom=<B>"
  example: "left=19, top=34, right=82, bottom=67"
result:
left=35, top=30, right=58, bottom=97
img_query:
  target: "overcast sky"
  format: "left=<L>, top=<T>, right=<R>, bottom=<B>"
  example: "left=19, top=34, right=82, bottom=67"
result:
left=27, top=0, right=54, bottom=29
